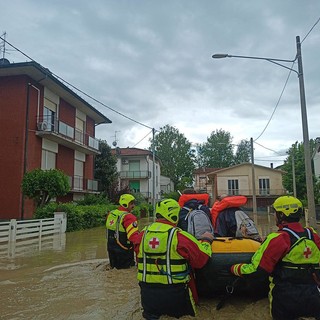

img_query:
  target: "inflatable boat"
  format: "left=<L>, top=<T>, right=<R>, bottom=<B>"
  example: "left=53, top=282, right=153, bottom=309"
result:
left=196, top=237, right=269, bottom=298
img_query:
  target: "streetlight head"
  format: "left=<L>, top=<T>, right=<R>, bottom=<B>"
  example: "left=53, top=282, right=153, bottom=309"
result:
left=212, top=53, right=229, bottom=59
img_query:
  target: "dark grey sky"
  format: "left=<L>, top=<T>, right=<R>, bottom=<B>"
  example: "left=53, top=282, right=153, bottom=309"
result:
left=2, top=1, right=320, bottom=166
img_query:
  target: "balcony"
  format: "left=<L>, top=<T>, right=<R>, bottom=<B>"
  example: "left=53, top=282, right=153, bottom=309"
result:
left=68, top=175, right=99, bottom=193
left=218, top=189, right=287, bottom=197
left=119, top=170, right=151, bottom=179
left=36, top=116, right=100, bottom=155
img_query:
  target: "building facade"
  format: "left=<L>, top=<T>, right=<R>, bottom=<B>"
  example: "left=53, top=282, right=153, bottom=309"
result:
left=112, top=147, right=162, bottom=203
left=206, top=163, right=286, bottom=209
left=0, top=61, right=111, bottom=220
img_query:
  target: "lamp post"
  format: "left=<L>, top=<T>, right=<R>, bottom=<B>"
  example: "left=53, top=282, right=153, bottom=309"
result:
left=212, top=36, right=317, bottom=231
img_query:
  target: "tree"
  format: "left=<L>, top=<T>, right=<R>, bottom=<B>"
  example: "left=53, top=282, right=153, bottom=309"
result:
left=281, top=140, right=318, bottom=203
left=151, top=125, right=195, bottom=191
left=94, top=140, right=118, bottom=199
left=199, top=129, right=234, bottom=168
left=233, top=139, right=251, bottom=164
left=21, top=168, right=70, bottom=208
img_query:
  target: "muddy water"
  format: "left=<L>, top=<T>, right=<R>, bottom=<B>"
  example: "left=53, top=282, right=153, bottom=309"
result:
left=0, top=216, right=278, bottom=320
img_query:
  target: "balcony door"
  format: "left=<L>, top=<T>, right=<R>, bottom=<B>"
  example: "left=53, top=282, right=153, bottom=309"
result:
left=128, top=160, right=140, bottom=178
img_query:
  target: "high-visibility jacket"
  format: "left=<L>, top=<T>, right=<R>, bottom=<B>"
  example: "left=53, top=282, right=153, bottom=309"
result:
left=137, top=223, right=190, bottom=284
left=106, top=209, right=132, bottom=250
left=272, top=227, right=320, bottom=285
left=231, top=223, right=320, bottom=278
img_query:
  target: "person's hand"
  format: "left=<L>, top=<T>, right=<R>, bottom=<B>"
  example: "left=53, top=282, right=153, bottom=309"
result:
left=199, top=231, right=214, bottom=243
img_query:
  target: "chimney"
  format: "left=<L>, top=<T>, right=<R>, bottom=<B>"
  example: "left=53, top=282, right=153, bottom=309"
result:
left=270, top=163, right=273, bottom=169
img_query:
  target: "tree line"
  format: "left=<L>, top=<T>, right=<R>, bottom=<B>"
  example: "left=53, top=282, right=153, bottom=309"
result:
left=21, top=125, right=320, bottom=208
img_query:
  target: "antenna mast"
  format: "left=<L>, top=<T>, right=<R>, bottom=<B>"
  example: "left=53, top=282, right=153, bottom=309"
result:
left=112, top=131, right=120, bottom=147
left=0, top=31, right=6, bottom=59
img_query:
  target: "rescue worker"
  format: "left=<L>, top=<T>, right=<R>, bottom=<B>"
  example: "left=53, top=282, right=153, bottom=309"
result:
left=134, top=198, right=213, bottom=319
left=230, top=195, right=320, bottom=320
left=106, top=193, right=138, bottom=269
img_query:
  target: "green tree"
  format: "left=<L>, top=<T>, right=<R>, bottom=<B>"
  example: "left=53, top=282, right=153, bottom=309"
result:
left=151, top=125, right=195, bottom=191
left=199, top=129, right=234, bottom=168
left=21, top=168, right=70, bottom=208
left=234, top=139, right=251, bottom=164
left=281, top=140, right=318, bottom=203
left=94, top=140, right=118, bottom=199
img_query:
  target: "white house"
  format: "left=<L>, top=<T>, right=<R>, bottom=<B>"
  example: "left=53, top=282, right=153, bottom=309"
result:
left=112, top=147, right=162, bottom=203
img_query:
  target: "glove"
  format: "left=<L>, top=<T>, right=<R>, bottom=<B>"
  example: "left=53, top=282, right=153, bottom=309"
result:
left=230, top=264, right=243, bottom=277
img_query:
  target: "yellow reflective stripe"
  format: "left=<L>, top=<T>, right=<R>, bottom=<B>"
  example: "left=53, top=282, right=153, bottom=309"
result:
left=126, top=224, right=138, bottom=239
left=238, top=232, right=281, bottom=275
left=179, top=229, right=212, bottom=257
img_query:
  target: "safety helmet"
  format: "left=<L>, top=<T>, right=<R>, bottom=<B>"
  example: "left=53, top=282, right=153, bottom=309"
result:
left=273, top=196, right=303, bottom=217
left=156, top=198, right=180, bottom=224
left=119, top=194, right=135, bottom=208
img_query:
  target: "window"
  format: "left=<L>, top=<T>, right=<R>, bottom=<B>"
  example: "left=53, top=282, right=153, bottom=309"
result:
left=228, top=179, right=239, bottom=195
left=259, top=178, right=270, bottom=195
left=43, top=97, right=57, bottom=131
left=74, top=159, right=84, bottom=191
left=75, top=117, right=85, bottom=144
left=41, top=150, right=56, bottom=170
left=129, top=181, right=140, bottom=193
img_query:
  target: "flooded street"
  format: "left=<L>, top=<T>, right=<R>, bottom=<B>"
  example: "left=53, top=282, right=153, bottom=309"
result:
left=0, top=217, right=278, bottom=320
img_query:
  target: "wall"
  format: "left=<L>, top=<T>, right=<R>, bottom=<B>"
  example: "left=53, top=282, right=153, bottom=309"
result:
left=0, top=76, right=44, bottom=219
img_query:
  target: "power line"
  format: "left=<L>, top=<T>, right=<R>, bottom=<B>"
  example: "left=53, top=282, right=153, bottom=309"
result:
left=253, top=17, right=320, bottom=142
left=253, top=140, right=286, bottom=156
left=253, top=62, right=294, bottom=142
left=301, top=16, right=320, bottom=43
left=0, top=36, right=156, bottom=131
left=132, top=129, right=153, bottom=148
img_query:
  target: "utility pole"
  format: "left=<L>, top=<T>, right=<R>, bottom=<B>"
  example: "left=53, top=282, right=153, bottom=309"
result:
left=152, top=128, right=156, bottom=221
left=296, top=36, right=317, bottom=230
left=250, top=138, right=258, bottom=226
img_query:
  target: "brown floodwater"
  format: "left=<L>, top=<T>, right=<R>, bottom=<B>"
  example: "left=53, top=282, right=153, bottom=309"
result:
left=0, top=215, right=311, bottom=320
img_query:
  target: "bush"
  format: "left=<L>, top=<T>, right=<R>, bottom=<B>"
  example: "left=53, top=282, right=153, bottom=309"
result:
left=34, top=200, right=152, bottom=232
left=35, top=202, right=116, bottom=232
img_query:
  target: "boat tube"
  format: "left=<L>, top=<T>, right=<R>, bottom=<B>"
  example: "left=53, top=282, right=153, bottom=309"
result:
left=195, top=237, right=269, bottom=298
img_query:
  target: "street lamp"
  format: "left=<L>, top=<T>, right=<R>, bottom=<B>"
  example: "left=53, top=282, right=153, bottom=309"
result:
left=212, top=36, right=317, bottom=230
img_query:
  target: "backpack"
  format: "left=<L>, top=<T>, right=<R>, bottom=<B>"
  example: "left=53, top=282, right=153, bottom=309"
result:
left=215, top=207, right=261, bottom=241
left=186, top=208, right=214, bottom=240
left=234, top=210, right=261, bottom=241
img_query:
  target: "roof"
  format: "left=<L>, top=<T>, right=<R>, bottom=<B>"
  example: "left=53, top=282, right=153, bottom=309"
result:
left=193, top=167, right=221, bottom=175
left=0, top=61, right=111, bottom=125
left=112, top=147, right=162, bottom=163
left=206, top=162, right=285, bottom=176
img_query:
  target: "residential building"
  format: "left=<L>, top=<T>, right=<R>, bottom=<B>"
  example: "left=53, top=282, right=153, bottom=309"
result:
left=111, top=147, right=162, bottom=202
left=160, top=175, right=174, bottom=196
left=313, top=141, right=320, bottom=180
left=206, top=163, right=286, bottom=209
left=0, top=60, right=111, bottom=220
left=193, top=167, right=220, bottom=195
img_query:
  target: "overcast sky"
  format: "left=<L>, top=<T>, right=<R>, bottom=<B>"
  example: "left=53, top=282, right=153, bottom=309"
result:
left=2, top=1, right=320, bottom=167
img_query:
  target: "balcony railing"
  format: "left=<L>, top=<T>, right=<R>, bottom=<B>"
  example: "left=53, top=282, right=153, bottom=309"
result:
left=119, top=170, right=151, bottom=179
left=68, top=176, right=99, bottom=192
left=218, top=189, right=287, bottom=196
left=36, top=116, right=100, bottom=154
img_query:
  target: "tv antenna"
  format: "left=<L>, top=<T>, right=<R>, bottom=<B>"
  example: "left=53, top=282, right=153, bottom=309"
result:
left=112, top=131, right=120, bottom=147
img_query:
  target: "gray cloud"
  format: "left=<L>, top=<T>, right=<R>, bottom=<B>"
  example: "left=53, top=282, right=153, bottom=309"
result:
left=2, top=0, right=320, bottom=166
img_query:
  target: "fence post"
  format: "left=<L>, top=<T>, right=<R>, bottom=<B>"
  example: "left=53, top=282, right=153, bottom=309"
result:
left=8, top=219, right=17, bottom=257
left=54, top=212, right=67, bottom=233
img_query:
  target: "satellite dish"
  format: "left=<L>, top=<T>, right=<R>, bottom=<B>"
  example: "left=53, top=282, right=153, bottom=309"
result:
left=112, top=141, right=117, bottom=147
